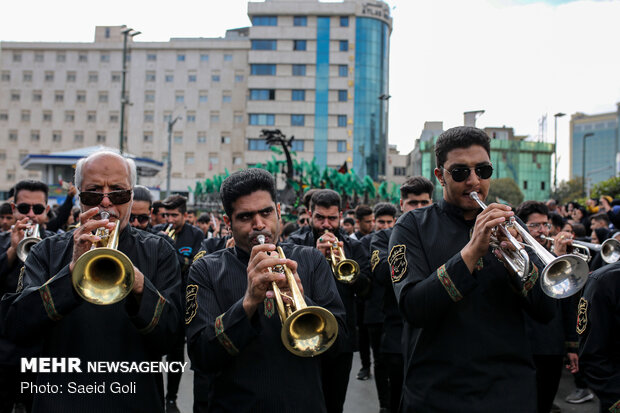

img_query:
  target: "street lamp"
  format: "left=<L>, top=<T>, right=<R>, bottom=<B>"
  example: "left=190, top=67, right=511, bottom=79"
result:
left=166, top=116, right=182, bottom=198
left=119, top=26, right=141, bottom=155
left=582, top=132, right=594, bottom=197
left=553, top=112, right=565, bottom=191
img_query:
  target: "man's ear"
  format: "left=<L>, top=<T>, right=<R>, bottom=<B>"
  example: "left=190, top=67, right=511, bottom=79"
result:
left=434, top=168, right=445, bottom=187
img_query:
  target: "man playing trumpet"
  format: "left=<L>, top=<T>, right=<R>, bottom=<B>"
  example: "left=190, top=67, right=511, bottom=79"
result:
left=186, top=168, right=346, bottom=412
left=0, top=151, right=182, bottom=413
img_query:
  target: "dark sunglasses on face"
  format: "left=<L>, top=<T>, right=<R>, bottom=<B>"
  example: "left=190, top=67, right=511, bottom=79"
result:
left=130, top=214, right=150, bottom=224
left=16, top=203, right=46, bottom=215
left=443, top=164, right=493, bottom=182
left=298, top=218, right=308, bottom=224
left=79, top=189, right=132, bottom=206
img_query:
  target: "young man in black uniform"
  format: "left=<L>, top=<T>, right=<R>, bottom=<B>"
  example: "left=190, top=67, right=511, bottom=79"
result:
left=389, top=126, right=555, bottom=412
left=578, top=261, right=620, bottom=413
left=369, top=176, right=434, bottom=413
left=287, top=189, right=370, bottom=413
left=0, top=151, right=182, bottom=413
left=0, top=203, right=15, bottom=233
left=186, top=168, right=347, bottom=412
left=0, top=180, right=55, bottom=413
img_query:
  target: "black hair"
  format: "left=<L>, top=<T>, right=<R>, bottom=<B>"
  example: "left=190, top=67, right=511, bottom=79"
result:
left=343, top=217, right=355, bottom=226
left=296, top=206, right=308, bottom=215
left=516, top=201, right=549, bottom=223
left=282, top=222, right=299, bottom=238
left=187, top=209, right=197, bottom=215
left=0, top=202, right=12, bottom=215
left=152, top=201, right=163, bottom=214
left=14, top=180, right=49, bottom=203
left=310, top=189, right=341, bottom=211
left=355, top=204, right=373, bottom=220
left=373, top=202, right=398, bottom=218
left=133, top=185, right=153, bottom=208
left=302, top=189, right=320, bottom=210
left=590, top=212, right=610, bottom=225
left=400, top=176, right=434, bottom=199
left=162, top=194, right=188, bottom=214
left=572, top=223, right=587, bottom=238
left=594, top=227, right=611, bottom=243
left=220, top=168, right=277, bottom=218
left=71, top=206, right=81, bottom=221
left=435, top=126, right=491, bottom=167
left=549, top=212, right=564, bottom=229
left=197, top=213, right=211, bottom=224
left=345, top=209, right=355, bottom=216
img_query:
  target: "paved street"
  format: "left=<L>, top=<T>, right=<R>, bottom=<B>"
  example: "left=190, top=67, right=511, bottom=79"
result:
left=172, top=350, right=599, bottom=413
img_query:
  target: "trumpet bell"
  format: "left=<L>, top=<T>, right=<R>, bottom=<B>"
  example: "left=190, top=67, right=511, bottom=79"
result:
left=16, top=236, right=41, bottom=262
left=334, top=259, right=360, bottom=284
left=72, top=248, right=134, bottom=305
left=541, top=255, right=589, bottom=299
left=281, top=306, right=339, bottom=357
left=601, top=238, right=620, bottom=264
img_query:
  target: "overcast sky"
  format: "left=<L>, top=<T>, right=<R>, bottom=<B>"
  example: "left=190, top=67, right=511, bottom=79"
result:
left=2, top=0, right=619, bottom=181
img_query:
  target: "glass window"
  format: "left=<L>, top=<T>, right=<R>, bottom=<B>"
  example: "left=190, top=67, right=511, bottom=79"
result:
left=175, top=94, right=184, bottom=103
left=222, top=95, right=232, bottom=103
left=21, top=111, right=30, bottom=121
left=177, top=54, right=185, bottom=62
left=251, top=39, right=277, bottom=50
left=199, top=93, right=208, bottom=103
left=291, top=140, right=304, bottom=152
left=32, top=91, right=42, bottom=101
left=252, top=16, right=277, bottom=26
left=174, top=133, right=183, bottom=144
left=235, top=75, right=244, bottom=82
left=54, top=92, right=64, bottom=102
left=523, top=181, right=528, bottom=190
left=339, top=40, right=348, bottom=51
left=338, top=90, right=348, bottom=101
left=145, top=91, right=155, bottom=102
left=188, top=74, right=197, bottom=82
left=30, top=131, right=40, bottom=141
left=109, top=113, right=119, bottom=123
left=248, top=139, right=270, bottom=151
left=52, top=132, right=62, bottom=142
left=249, top=114, right=275, bottom=126
left=23, top=72, right=32, bottom=82
left=1, top=72, right=10, bottom=81
left=294, top=40, right=307, bottom=51
left=67, top=72, right=76, bottom=82
left=251, top=64, right=276, bottom=75
left=100, top=53, right=110, bottom=63
left=165, top=74, right=174, bottom=82
left=45, top=71, right=55, bottom=82
left=35, top=53, right=44, bottom=62
left=200, top=54, right=209, bottom=62
left=146, top=71, right=156, bottom=82
left=78, top=53, right=88, bottom=62
left=338, top=65, right=348, bottom=77
left=250, top=89, right=275, bottom=100
left=294, top=16, right=307, bottom=26
left=337, top=115, right=347, bottom=127
left=292, top=90, right=306, bottom=101
left=224, top=54, right=233, bottom=61
left=11, top=92, right=20, bottom=101
left=291, top=114, right=305, bottom=126
left=212, top=75, right=220, bottom=82
left=147, top=54, right=157, bottom=61
left=197, top=133, right=207, bottom=144
left=337, top=141, right=347, bottom=152
left=9, top=131, right=18, bottom=141
left=13, top=53, right=21, bottom=62
left=340, top=16, right=349, bottom=27
left=42, top=111, right=52, bottom=122
left=292, top=64, right=306, bottom=76
left=221, top=136, right=231, bottom=144
left=144, top=111, right=154, bottom=122
left=210, top=113, right=220, bottom=123
left=74, top=133, right=83, bottom=143
left=186, top=112, right=196, bottom=123
left=88, top=72, right=97, bottom=82
left=96, top=133, right=106, bottom=143
left=98, top=92, right=108, bottom=103
left=143, top=133, right=153, bottom=143
left=394, top=167, right=407, bottom=176
left=76, top=92, right=86, bottom=102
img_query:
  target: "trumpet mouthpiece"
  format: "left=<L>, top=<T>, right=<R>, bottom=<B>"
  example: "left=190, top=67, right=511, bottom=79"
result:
left=257, top=234, right=266, bottom=244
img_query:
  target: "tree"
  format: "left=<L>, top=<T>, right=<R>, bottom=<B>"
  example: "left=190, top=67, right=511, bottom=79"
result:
left=550, top=178, right=584, bottom=204
left=487, top=178, right=524, bottom=207
left=590, top=176, right=620, bottom=199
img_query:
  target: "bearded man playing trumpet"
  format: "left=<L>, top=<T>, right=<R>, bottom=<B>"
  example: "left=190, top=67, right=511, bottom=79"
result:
left=0, top=151, right=182, bottom=413
left=186, top=168, right=346, bottom=413
left=389, top=127, right=556, bottom=413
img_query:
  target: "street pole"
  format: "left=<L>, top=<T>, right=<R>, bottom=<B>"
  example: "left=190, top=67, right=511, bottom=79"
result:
left=582, top=132, right=594, bottom=197
left=167, top=116, right=181, bottom=198
left=553, top=112, right=565, bottom=191
left=119, top=27, right=140, bottom=155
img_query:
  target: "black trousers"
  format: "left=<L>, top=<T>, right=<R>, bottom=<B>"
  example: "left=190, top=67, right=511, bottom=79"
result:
left=321, top=352, right=353, bottom=413
left=166, top=334, right=185, bottom=401
left=193, top=370, right=211, bottom=413
left=357, top=302, right=371, bottom=369
left=533, top=354, right=563, bottom=413
left=367, top=324, right=389, bottom=409
left=383, top=353, right=404, bottom=412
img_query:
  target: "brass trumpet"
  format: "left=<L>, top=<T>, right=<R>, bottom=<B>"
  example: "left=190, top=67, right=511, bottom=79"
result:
left=163, top=223, right=176, bottom=240
left=543, top=235, right=620, bottom=264
left=324, top=230, right=360, bottom=284
left=257, top=235, right=338, bottom=357
left=470, top=192, right=589, bottom=299
left=16, top=222, right=41, bottom=262
left=72, top=211, right=135, bottom=305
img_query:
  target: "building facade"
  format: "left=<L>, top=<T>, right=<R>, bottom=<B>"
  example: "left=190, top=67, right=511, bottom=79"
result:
left=569, top=106, right=620, bottom=191
left=0, top=0, right=392, bottom=197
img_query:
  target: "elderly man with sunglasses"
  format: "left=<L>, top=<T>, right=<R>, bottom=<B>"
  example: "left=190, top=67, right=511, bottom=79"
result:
left=0, top=151, right=182, bottom=413
left=389, top=127, right=555, bottom=413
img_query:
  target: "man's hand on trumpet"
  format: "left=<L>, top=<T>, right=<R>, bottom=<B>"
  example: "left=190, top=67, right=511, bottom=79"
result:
left=552, top=231, right=574, bottom=256
left=69, top=207, right=115, bottom=272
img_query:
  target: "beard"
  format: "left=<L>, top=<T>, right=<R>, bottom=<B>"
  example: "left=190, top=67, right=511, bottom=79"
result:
left=312, top=224, right=340, bottom=243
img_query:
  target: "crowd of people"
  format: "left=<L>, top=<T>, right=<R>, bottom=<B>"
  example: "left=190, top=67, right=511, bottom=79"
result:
left=0, top=126, right=618, bottom=413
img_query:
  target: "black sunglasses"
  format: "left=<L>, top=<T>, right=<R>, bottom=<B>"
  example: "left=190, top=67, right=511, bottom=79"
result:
left=130, top=214, right=150, bottom=224
left=298, top=218, right=308, bottom=224
left=444, top=164, right=493, bottom=182
left=16, top=203, right=46, bottom=215
left=79, top=190, right=132, bottom=206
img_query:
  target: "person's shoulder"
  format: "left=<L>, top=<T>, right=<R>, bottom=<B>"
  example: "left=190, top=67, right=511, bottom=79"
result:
left=287, top=230, right=312, bottom=245
left=589, top=261, right=620, bottom=285
left=132, top=226, right=172, bottom=247
left=373, top=228, right=392, bottom=242
left=152, top=223, right=165, bottom=232
left=280, top=242, right=323, bottom=262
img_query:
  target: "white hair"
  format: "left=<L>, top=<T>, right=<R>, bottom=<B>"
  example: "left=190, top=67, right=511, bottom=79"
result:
left=74, top=150, right=137, bottom=190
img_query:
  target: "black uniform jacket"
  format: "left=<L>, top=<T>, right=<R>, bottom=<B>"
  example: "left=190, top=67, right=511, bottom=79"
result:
left=370, top=228, right=402, bottom=354
left=361, top=232, right=385, bottom=325
left=198, top=235, right=232, bottom=255
left=185, top=243, right=347, bottom=413
left=154, top=222, right=204, bottom=278
left=389, top=199, right=556, bottom=413
left=578, top=261, right=620, bottom=412
left=287, top=228, right=370, bottom=352
left=0, top=226, right=182, bottom=413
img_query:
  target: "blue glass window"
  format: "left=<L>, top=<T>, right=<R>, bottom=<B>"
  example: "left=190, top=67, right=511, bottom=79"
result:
left=291, top=114, right=305, bottom=126
left=177, top=54, right=185, bottom=62
left=338, top=65, right=348, bottom=77
left=251, top=64, right=276, bottom=75
left=249, top=114, right=275, bottom=126
left=248, top=139, right=270, bottom=150
left=291, top=140, right=305, bottom=151
left=251, top=39, right=277, bottom=50
left=292, top=64, right=306, bottom=76
left=337, top=141, right=347, bottom=152
left=294, top=16, right=307, bottom=26
left=200, top=54, right=209, bottom=62
left=338, top=90, right=348, bottom=101
left=224, top=54, right=233, bottom=61
left=165, top=74, right=173, bottom=82
left=340, top=16, right=349, bottom=27
left=235, top=75, right=244, bottom=82
left=292, top=90, right=305, bottom=101
left=337, top=115, right=347, bottom=127
left=212, top=75, right=220, bottom=82
left=294, top=40, right=307, bottom=51
left=188, top=74, right=197, bottom=82
left=252, top=16, right=277, bottom=26
left=339, top=40, right=348, bottom=51
left=250, top=89, right=275, bottom=100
